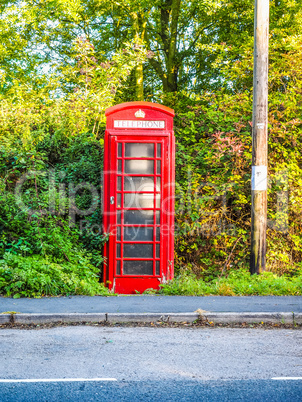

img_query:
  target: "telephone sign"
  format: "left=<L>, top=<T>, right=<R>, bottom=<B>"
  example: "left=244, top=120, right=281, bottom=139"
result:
left=103, top=101, right=175, bottom=294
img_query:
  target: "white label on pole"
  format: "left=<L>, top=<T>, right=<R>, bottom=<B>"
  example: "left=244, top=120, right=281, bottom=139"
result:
left=114, top=120, right=165, bottom=129
left=252, top=166, right=267, bottom=191
left=257, top=123, right=264, bottom=129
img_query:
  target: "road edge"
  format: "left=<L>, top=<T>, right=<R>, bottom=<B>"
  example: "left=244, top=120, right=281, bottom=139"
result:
left=0, top=312, right=300, bottom=325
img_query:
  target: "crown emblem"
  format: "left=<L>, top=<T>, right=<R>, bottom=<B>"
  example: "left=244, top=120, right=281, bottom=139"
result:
left=135, top=109, right=145, bottom=118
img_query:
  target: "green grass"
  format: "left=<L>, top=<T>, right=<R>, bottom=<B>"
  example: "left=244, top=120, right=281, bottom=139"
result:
left=157, top=270, right=302, bottom=296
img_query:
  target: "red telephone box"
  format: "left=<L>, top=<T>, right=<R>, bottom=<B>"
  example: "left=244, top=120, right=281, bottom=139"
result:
left=103, top=101, right=175, bottom=294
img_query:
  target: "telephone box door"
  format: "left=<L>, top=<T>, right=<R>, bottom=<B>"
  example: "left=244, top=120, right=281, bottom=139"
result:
left=107, top=136, right=169, bottom=293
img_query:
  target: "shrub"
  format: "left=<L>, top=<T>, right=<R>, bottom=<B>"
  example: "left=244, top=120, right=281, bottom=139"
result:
left=0, top=253, right=110, bottom=298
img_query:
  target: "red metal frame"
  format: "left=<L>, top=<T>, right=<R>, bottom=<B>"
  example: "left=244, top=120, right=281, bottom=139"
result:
left=103, top=102, right=175, bottom=294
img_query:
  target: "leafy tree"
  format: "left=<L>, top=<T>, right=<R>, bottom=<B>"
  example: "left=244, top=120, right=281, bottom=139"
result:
left=1, top=0, right=301, bottom=97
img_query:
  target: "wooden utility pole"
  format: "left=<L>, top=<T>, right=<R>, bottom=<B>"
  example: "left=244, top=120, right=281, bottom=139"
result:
left=250, top=0, right=269, bottom=274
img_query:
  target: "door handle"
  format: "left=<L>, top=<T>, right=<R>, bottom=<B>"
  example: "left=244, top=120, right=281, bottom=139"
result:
left=110, top=196, right=115, bottom=205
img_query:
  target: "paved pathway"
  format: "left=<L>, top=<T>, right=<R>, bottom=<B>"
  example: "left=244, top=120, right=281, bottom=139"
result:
left=0, top=295, right=301, bottom=314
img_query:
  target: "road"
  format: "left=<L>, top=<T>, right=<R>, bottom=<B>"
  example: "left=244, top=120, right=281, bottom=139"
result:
left=0, top=326, right=301, bottom=401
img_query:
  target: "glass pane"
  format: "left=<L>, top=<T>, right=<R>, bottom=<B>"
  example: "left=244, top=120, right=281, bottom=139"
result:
left=156, top=160, right=161, bottom=174
left=156, top=177, right=161, bottom=191
left=157, top=143, right=161, bottom=158
left=116, top=243, right=121, bottom=258
left=156, top=211, right=160, bottom=224
left=124, top=210, right=154, bottom=225
left=117, top=193, right=122, bottom=208
left=156, top=261, right=160, bottom=275
left=117, top=226, right=121, bottom=241
left=155, top=194, right=160, bottom=208
left=124, top=227, right=153, bottom=241
left=117, top=176, right=122, bottom=191
left=156, top=244, right=160, bottom=258
left=118, top=143, right=122, bottom=157
left=117, top=211, right=121, bottom=224
left=123, top=260, right=153, bottom=275
left=125, top=160, right=154, bottom=174
left=124, top=244, right=153, bottom=258
left=118, top=160, right=122, bottom=173
left=116, top=260, right=121, bottom=275
left=124, top=193, right=154, bottom=209
left=156, top=227, right=160, bottom=241
left=124, top=176, right=154, bottom=192
left=125, top=143, right=154, bottom=158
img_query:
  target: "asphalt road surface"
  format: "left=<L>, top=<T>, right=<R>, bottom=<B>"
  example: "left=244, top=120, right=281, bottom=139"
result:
left=0, top=379, right=302, bottom=401
left=0, top=327, right=301, bottom=401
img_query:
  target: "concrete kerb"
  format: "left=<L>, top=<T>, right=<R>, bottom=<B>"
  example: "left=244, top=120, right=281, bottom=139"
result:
left=13, top=313, right=106, bottom=325
left=106, top=313, right=199, bottom=323
left=0, top=312, right=298, bottom=325
left=293, top=313, right=302, bottom=325
left=201, top=312, right=294, bottom=325
left=0, top=314, right=11, bottom=324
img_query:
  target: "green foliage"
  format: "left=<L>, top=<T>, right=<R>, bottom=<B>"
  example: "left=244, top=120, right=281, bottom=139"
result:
left=171, top=91, right=252, bottom=278
left=168, top=25, right=302, bottom=278
left=0, top=253, right=110, bottom=298
left=0, top=36, right=146, bottom=148
left=159, top=271, right=302, bottom=296
left=0, top=130, right=109, bottom=297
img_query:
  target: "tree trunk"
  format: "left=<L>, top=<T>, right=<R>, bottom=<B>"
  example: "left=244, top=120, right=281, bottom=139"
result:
left=136, top=63, right=144, bottom=101
left=147, top=0, right=181, bottom=93
left=132, top=12, right=146, bottom=100
left=166, top=0, right=181, bottom=93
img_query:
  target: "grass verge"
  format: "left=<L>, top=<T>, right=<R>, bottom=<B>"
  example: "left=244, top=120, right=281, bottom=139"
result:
left=157, top=270, right=302, bottom=296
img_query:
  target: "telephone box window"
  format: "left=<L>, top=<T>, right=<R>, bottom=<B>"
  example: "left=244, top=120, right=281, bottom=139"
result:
left=117, top=211, right=121, bottom=224
left=118, top=160, right=122, bottom=173
left=118, top=143, right=122, bottom=157
left=124, top=193, right=154, bottom=209
left=125, top=160, right=154, bottom=174
left=156, top=244, right=160, bottom=259
left=123, top=260, right=153, bottom=276
left=116, top=260, right=121, bottom=275
left=116, top=243, right=121, bottom=258
left=117, top=177, right=122, bottom=191
left=156, top=161, right=161, bottom=175
left=156, top=177, right=161, bottom=191
left=157, top=143, right=162, bottom=158
left=124, top=176, right=154, bottom=191
left=124, top=227, right=153, bottom=241
left=124, top=243, right=153, bottom=258
left=156, top=261, right=160, bottom=276
left=125, top=143, right=154, bottom=158
left=124, top=210, right=154, bottom=225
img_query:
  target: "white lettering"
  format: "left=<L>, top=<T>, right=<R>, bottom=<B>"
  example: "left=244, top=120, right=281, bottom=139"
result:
left=114, top=120, right=165, bottom=129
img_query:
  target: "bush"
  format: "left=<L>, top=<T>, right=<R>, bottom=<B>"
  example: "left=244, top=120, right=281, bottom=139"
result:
left=0, top=253, right=110, bottom=298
